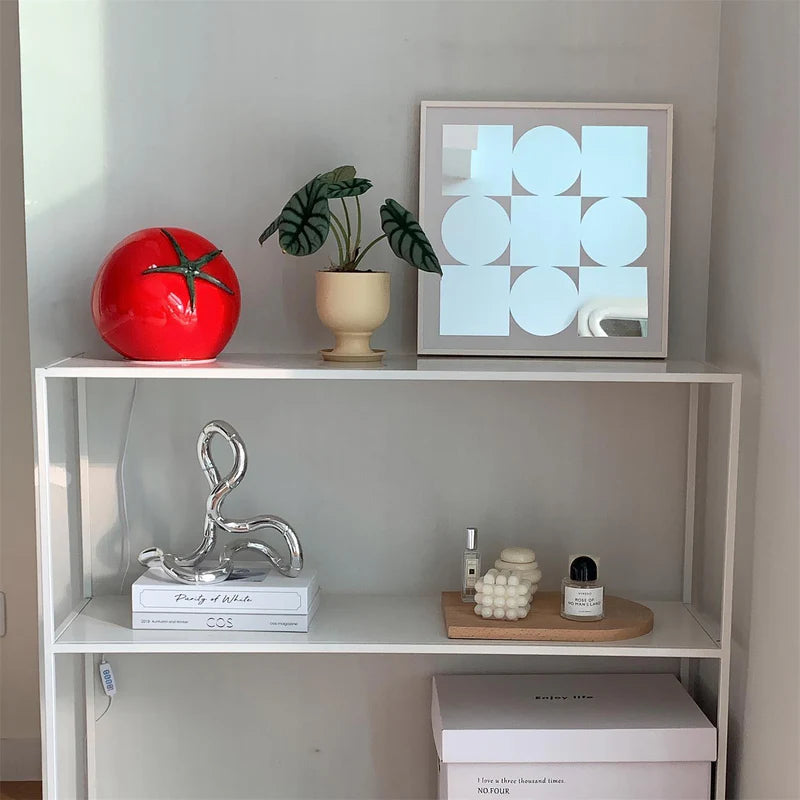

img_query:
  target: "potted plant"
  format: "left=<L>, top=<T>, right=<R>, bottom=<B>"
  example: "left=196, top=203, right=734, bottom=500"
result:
left=259, top=165, right=441, bottom=361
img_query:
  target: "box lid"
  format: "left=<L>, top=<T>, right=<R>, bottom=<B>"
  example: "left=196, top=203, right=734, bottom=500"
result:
left=432, top=674, right=716, bottom=764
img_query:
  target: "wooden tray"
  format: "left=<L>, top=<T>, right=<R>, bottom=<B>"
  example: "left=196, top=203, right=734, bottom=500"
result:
left=442, top=591, right=654, bottom=642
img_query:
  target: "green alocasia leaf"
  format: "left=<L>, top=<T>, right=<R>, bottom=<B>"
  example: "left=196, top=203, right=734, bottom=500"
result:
left=319, top=165, right=356, bottom=183
left=258, top=215, right=281, bottom=246
left=379, top=198, right=442, bottom=274
left=324, top=178, right=373, bottom=198
left=278, top=177, right=331, bottom=256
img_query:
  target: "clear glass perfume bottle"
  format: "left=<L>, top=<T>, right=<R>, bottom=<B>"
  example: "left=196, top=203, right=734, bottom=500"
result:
left=561, top=554, right=604, bottom=621
left=461, top=527, right=481, bottom=602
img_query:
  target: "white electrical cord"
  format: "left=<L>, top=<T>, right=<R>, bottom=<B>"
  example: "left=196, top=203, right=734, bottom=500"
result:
left=95, top=695, right=113, bottom=722
left=118, top=379, right=139, bottom=594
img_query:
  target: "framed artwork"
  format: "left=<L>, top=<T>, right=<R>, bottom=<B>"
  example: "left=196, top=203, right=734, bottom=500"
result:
left=417, top=102, right=673, bottom=357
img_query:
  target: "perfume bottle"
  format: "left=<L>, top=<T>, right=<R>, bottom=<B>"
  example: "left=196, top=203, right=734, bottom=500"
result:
left=561, top=554, right=604, bottom=621
left=461, top=527, right=482, bottom=602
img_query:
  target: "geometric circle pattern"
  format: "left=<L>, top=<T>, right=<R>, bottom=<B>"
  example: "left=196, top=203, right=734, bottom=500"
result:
left=580, top=197, right=647, bottom=267
left=441, top=196, right=510, bottom=265
left=510, top=267, right=578, bottom=335
left=512, top=126, right=581, bottom=195
left=438, top=123, right=650, bottom=338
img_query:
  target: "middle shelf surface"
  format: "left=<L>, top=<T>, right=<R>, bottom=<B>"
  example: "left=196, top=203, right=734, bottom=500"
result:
left=53, top=595, right=721, bottom=657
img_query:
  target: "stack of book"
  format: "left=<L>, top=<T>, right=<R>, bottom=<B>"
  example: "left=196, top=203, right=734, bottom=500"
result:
left=131, top=565, right=320, bottom=632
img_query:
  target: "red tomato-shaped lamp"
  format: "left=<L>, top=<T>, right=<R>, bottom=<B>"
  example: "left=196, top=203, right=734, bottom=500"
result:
left=91, top=227, right=240, bottom=361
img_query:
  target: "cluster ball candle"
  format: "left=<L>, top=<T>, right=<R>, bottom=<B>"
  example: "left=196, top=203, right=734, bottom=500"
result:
left=473, top=569, right=535, bottom=621
left=472, top=548, right=542, bottom=621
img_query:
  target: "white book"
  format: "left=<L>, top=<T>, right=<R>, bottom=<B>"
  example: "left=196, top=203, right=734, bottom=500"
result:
left=132, top=590, right=320, bottom=632
left=132, top=564, right=319, bottom=615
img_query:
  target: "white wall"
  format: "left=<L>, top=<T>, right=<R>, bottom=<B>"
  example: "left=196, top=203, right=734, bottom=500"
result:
left=16, top=1, right=725, bottom=796
left=0, top=0, right=40, bottom=780
left=707, top=1, right=800, bottom=797
left=19, top=0, right=721, bottom=365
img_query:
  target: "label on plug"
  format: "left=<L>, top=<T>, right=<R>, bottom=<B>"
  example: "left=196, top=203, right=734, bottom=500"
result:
left=99, top=661, right=116, bottom=696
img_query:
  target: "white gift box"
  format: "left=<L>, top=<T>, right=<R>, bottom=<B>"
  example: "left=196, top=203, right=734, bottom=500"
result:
left=432, top=674, right=715, bottom=800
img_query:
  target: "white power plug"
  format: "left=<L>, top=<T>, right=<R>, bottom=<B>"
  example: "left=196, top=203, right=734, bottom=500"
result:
left=96, top=658, right=116, bottom=722
left=99, top=659, right=116, bottom=697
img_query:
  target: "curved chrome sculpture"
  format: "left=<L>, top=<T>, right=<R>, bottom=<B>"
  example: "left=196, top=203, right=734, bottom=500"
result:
left=138, top=420, right=303, bottom=584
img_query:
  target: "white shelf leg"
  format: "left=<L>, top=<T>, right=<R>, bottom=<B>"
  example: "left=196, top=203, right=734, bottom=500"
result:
left=84, top=654, right=97, bottom=799
left=35, top=371, right=58, bottom=798
left=716, top=653, right=731, bottom=799
left=682, top=383, right=699, bottom=604
left=76, top=377, right=92, bottom=599
left=714, top=379, right=742, bottom=800
left=77, top=380, right=98, bottom=798
left=680, top=383, right=700, bottom=688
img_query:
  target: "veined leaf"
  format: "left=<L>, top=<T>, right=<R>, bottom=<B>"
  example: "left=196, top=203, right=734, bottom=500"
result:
left=324, top=178, right=373, bottom=198
left=258, top=215, right=281, bottom=246
left=319, top=165, right=356, bottom=183
left=379, top=199, right=442, bottom=274
left=278, top=177, right=330, bottom=256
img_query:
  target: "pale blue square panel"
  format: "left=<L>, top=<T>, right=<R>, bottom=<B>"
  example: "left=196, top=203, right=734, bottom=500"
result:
left=578, top=266, right=648, bottom=302
left=439, top=265, right=510, bottom=336
left=511, top=196, right=581, bottom=267
left=577, top=267, right=648, bottom=336
left=443, top=125, right=514, bottom=197
left=580, top=126, right=648, bottom=198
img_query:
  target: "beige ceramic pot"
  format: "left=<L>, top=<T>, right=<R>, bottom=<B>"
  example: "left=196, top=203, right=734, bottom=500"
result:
left=315, top=270, right=390, bottom=362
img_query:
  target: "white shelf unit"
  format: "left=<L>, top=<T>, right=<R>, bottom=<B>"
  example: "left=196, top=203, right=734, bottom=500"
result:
left=34, top=354, right=741, bottom=799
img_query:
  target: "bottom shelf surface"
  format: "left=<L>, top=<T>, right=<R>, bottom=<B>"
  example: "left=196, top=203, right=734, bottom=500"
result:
left=51, top=594, right=722, bottom=657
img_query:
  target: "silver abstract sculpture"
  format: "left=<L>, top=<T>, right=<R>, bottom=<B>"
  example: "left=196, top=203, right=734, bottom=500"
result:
left=138, top=420, right=303, bottom=584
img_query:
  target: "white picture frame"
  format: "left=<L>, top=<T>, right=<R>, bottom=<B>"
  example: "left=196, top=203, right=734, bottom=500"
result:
left=417, top=101, right=673, bottom=357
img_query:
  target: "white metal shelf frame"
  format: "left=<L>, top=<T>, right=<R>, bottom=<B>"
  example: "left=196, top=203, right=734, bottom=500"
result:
left=54, top=596, right=721, bottom=657
left=34, top=353, right=742, bottom=800
left=46, top=352, right=740, bottom=382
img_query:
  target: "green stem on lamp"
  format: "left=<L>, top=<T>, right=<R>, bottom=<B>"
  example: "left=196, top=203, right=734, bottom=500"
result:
left=352, top=233, right=387, bottom=270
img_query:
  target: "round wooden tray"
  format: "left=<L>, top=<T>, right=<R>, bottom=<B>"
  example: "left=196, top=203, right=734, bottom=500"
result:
left=442, top=591, right=654, bottom=642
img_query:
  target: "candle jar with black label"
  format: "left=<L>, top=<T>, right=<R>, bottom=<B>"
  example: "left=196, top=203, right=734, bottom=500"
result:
left=561, top=554, right=604, bottom=621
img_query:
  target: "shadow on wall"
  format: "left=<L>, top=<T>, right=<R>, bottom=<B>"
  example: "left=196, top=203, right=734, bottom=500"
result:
left=722, top=372, right=761, bottom=798
left=1, top=0, right=40, bottom=780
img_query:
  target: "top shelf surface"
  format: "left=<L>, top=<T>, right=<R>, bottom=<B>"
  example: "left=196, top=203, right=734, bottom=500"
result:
left=41, top=353, right=740, bottom=383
